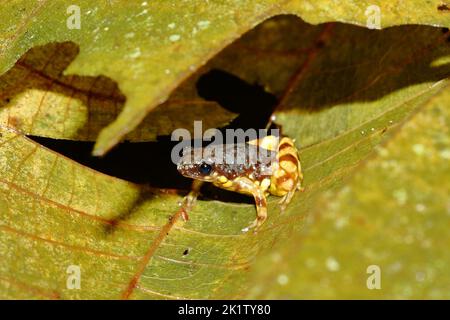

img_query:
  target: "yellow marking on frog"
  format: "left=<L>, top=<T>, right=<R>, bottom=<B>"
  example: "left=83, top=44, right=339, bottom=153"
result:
left=273, top=169, right=285, bottom=178
left=218, top=176, right=228, bottom=184
left=280, top=159, right=297, bottom=173
left=248, top=135, right=279, bottom=151
left=180, top=135, right=303, bottom=233
left=221, top=180, right=233, bottom=188
left=261, top=178, right=271, bottom=190
left=225, top=136, right=303, bottom=232
left=268, top=136, right=303, bottom=203
left=280, top=179, right=294, bottom=191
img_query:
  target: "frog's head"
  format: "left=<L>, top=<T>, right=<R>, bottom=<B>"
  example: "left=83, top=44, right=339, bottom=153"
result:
left=176, top=147, right=219, bottom=182
left=177, top=143, right=276, bottom=183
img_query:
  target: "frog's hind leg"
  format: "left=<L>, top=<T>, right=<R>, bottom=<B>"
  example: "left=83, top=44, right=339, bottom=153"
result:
left=233, top=177, right=269, bottom=233
left=244, top=189, right=268, bottom=233
left=272, top=137, right=303, bottom=213
left=278, top=189, right=295, bottom=212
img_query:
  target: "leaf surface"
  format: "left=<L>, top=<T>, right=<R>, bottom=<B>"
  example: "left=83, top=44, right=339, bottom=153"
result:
left=0, top=8, right=449, bottom=299
left=245, top=85, right=450, bottom=299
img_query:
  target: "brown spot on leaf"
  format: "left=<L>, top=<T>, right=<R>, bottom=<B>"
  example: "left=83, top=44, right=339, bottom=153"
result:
left=438, top=3, right=450, bottom=11
left=7, top=116, right=21, bottom=129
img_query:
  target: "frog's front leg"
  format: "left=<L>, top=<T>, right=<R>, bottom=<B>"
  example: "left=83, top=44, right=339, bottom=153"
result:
left=278, top=189, right=295, bottom=213
left=181, top=179, right=203, bottom=221
left=278, top=181, right=304, bottom=212
left=244, top=189, right=268, bottom=233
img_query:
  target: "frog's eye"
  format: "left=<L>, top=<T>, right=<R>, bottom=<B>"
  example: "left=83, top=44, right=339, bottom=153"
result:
left=199, top=162, right=212, bottom=175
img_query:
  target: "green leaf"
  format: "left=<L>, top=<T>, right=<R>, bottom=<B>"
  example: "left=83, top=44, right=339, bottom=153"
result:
left=245, top=86, right=450, bottom=299
left=1, top=8, right=449, bottom=299
left=0, top=42, right=235, bottom=141
left=0, top=1, right=448, bottom=154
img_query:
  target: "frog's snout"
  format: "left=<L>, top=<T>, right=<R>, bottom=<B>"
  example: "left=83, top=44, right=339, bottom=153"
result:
left=177, top=159, right=202, bottom=180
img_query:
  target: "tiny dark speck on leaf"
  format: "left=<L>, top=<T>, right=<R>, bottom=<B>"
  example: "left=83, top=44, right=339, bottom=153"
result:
left=316, top=40, right=325, bottom=48
left=437, top=3, right=450, bottom=11
left=183, top=249, right=189, bottom=256
left=5, top=98, right=10, bottom=103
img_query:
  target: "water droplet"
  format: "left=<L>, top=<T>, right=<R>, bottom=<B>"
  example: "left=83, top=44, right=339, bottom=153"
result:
left=393, top=189, right=408, bottom=205
left=128, top=48, right=141, bottom=59
left=103, top=27, right=109, bottom=31
left=137, top=9, right=148, bottom=16
left=415, top=203, right=426, bottom=213
left=277, top=274, right=289, bottom=285
left=334, top=216, right=348, bottom=229
left=326, top=257, right=340, bottom=272
left=440, top=149, right=450, bottom=160
left=360, top=130, right=365, bottom=135
left=377, top=147, right=389, bottom=157
left=169, top=34, right=181, bottom=42
left=415, top=271, right=426, bottom=282
left=141, top=1, right=148, bottom=6
left=271, top=253, right=282, bottom=263
left=388, top=261, right=403, bottom=273
left=412, top=144, right=425, bottom=156
left=197, top=20, right=210, bottom=29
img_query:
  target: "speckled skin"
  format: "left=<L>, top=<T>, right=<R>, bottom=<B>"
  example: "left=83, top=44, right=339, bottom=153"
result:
left=177, top=136, right=303, bottom=232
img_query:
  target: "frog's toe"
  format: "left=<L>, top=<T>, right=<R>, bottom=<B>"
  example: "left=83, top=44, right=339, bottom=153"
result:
left=278, top=190, right=297, bottom=213
left=242, top=219, right=256, bottom=233
left=278, top=195, right=288, bottom=213
left=180, top=207, right=190, bottom=221
left=242, top=215, right=266, bottom=234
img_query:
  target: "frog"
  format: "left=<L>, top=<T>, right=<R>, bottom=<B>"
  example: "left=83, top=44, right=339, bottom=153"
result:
left=177, top=135, right=303, bottom=232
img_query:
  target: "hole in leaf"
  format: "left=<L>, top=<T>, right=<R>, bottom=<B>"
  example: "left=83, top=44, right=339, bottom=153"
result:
left=29, top=135, right=192, bottom=189
left=196, top=69, right=278, bottom=130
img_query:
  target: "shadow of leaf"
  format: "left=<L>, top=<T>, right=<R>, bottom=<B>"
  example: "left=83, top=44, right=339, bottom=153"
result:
left=0, top=42, right=235, bottom=142
left=207, top=16, right=450, bottom=120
